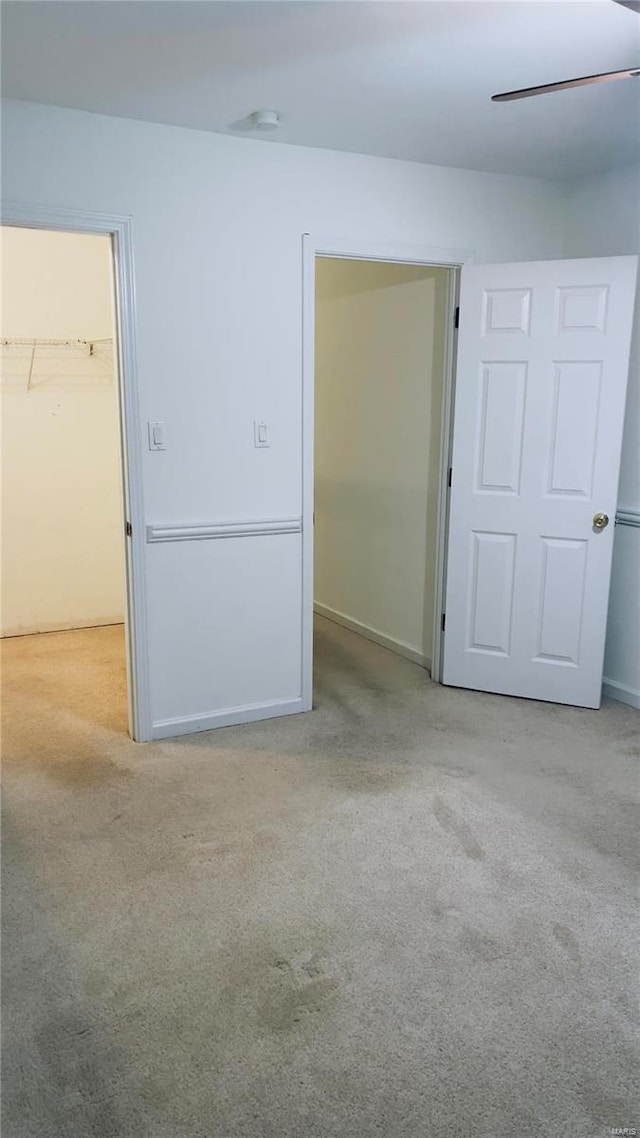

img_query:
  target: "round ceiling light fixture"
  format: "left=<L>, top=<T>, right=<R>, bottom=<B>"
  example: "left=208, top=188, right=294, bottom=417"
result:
left=248, top=109, right=280, bottom=131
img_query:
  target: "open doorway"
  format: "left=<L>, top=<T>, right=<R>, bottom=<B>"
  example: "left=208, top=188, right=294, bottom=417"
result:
left=1, top=225, right=132, bottom=740
left=311, top=253, right=456, bottom=691
left=305, top=242, right=637, bottom=714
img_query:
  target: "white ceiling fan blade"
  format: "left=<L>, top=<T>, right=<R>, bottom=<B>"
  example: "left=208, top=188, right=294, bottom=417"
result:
left=492, top=68, right=640, bottom=101
left=611, top=0, right=640, bottom=13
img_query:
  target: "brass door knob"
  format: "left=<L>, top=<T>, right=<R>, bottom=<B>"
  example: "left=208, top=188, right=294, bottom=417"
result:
left=593, top=512, right=609, bottom=530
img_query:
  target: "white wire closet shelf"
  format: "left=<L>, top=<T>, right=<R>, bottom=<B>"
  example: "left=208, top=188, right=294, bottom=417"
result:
left=1, top=337, right=115, bottom=389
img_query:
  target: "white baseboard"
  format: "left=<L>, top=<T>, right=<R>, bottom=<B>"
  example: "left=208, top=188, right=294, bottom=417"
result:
left=601, top=677, right=640, bottom=710
left=152, top=697, right=306, bottom=740
left=314, top=602, right=430, bottom=670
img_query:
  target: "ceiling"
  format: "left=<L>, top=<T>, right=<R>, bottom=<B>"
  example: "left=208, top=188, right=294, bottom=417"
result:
left=2, top=1, right=639, bottom=179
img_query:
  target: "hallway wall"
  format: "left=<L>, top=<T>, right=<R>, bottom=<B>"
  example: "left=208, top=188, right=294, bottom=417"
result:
left=1, top=227, right=125, bottom=637
left=314, top=259, right=449, bottom=665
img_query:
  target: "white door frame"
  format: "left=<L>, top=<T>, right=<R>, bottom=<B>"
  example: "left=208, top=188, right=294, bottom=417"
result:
left=2, top=201, right=152, bottom=741
left=301, top=234, right=473, bottom=706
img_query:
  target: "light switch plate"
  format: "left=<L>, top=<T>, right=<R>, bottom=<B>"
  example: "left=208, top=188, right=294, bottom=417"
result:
left=148, top=421, right=166, bottom=450
left=254, top=420, right=269, bottom=448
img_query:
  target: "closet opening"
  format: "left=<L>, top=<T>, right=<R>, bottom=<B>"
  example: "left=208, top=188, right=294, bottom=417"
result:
left=1, top=224, right=134, bottom=746
left=311, top=252, right=458, bottom=694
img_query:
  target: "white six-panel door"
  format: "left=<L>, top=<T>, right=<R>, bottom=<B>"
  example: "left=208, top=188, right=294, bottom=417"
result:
left=442, top=256, right=637, bottom=708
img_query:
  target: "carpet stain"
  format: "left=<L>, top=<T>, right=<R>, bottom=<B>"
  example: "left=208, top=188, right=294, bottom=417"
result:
left=254, top=831, right=279, bottom=852
left=491, top=861, right=524, bottom=890
left=429, top=899, right=461, bottom=920
left=441, top=765, right=471, bottom=780
left=190, top=839, right=235, bottom=860
left=185, top=829, right=281, bottom=869
left=552, top=921, right=582, bottom=966
left=459, top=927, right=511, bottom=963
left=3, top=740, right=132, bottom=789
left=52, top=756, right=132, bottom=789
left=432, top=795, right=485, bottom=860
left=323, top=756, right=414, bottom=796
left=260, top=951, right=339, bottom=1032
left=578, top=1078, right=634, bottom=1126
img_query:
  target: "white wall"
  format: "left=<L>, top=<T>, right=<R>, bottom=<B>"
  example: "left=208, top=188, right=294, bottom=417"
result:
left=1, top=99, right=566, bottom=735
left=314, top=259, right=448, bottom=664
left=1, top=226, right=125, bottom=636
left=563, top=163, right=640, bottom=708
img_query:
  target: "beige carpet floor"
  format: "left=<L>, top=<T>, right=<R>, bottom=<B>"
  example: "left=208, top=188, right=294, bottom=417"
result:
left=2, top=618, right=639, bottom=1138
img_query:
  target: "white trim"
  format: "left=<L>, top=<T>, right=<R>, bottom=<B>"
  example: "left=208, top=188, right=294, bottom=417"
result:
left=315, top=604, right=431, bottom=670
left=601, top=677, right=640, bottom=710
left=2, top=618, right=124, bottom=638
left=309, top=234, right=475, bottom=267
left=430, top=267, right=461, bottom=683
left=615, top=508, right=640, bottom=529
left=146, top=518, right=301, bottom=543
left=301, top=235, right=316, bottom=714
left=302, top=232, right=473, bottom=710
left=602, top=677, right=640, bottom=709
left=2, top=201, right=152, bottom=741
left=152, top=697, right=305, bottom=740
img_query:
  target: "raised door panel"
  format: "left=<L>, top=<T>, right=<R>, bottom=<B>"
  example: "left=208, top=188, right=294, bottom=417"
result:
left=534, top=538, right=588, bottom=666
left=547, top=362, right=602, bottom=498
left=482, top=288, right=532, bottom=334
left=475, top=362, right=527, bottom=495
left=556, top=285, right=609, bottom=333
left=467, top=531, right=516, bottom=656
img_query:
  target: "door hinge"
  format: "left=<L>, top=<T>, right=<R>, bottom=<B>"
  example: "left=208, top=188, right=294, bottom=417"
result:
left=448, top=467, right=452, bottom=488
left=125, top=521, right=132, bottom=537
left=441, top=613, right=446, bottom=632
left=454, top=305, right=460, bottom=329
